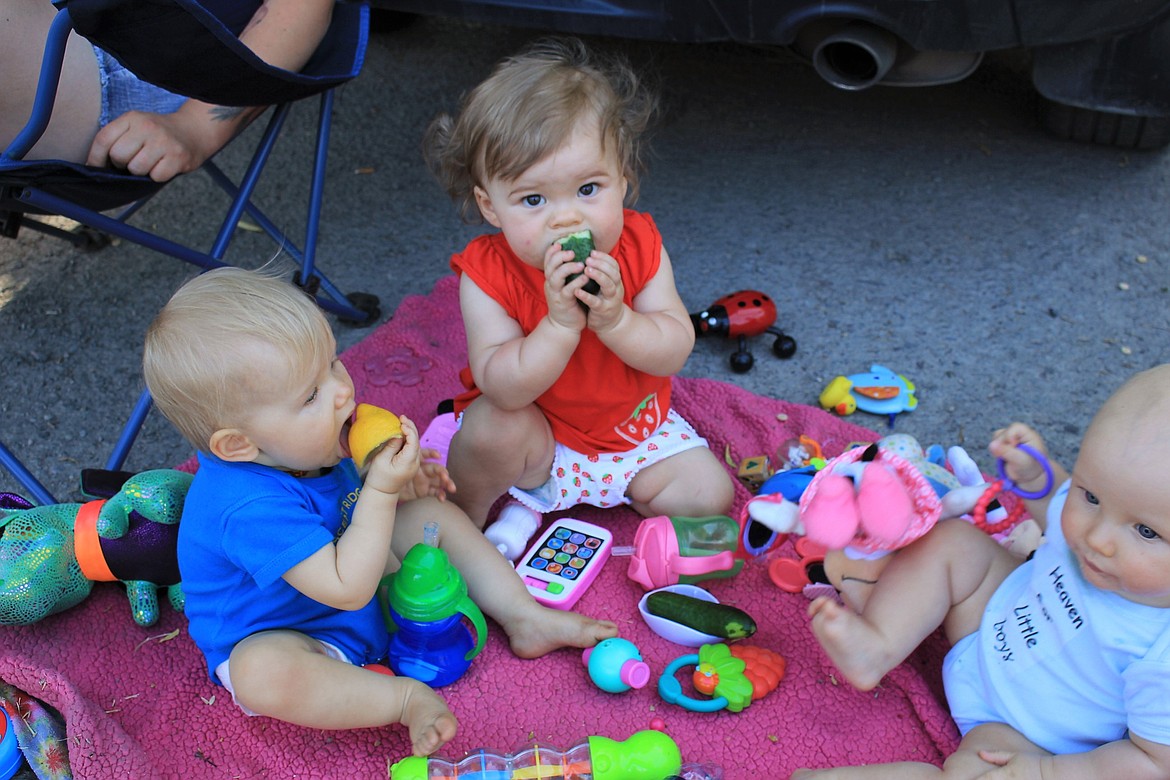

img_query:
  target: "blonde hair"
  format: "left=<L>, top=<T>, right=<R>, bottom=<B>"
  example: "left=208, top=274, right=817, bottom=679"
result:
left=143, top=267, right=334, bottom=451
left=424, top=37, right=658, bottom=223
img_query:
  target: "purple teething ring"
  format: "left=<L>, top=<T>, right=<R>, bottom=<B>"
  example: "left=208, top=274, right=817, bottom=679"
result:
left=996, top=443, right=1054, bottom=500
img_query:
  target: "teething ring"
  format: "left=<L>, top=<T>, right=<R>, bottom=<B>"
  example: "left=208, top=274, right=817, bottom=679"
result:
left=971, top=480, right=1026, bottom=535
left=995, top=443, right=1054, bottom=500
left=657, top=654, right=729, bottom=713
left=972, top=444, right=1054, bottom=535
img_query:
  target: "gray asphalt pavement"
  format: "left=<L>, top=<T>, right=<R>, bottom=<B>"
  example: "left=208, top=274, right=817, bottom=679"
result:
left=3, top=14, right=1169, bottom=503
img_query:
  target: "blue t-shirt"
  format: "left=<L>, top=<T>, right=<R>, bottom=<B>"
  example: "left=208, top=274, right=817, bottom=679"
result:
left=179, top=453, right=389, bottom=682
left=956, top=481, right=1170, bottom=752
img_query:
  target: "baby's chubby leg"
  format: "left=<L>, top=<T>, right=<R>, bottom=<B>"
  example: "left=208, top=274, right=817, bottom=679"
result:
left=393, top=498, right=618, bottom=657
left=227, top=630, right=457, bottom=755
left=809, top=519, right=1020, bottom=692
left=445, top=398, right=555, bottom=528
left=789, top=722, right=1049, bottom=780
left=626, top=446, right=735, bottom=519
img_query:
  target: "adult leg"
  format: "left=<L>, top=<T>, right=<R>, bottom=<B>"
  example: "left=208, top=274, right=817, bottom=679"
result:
left=391, top=497, right=618, bottom=657
left=445, top=396, right=554, bottom=527
left=808, top=519, right=1021, bottom=691
left=1, top=0, right=101, bottom=161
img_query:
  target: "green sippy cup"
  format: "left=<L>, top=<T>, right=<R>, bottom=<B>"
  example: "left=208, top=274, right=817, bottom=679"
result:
left=380, top=523, right=487, bottom=687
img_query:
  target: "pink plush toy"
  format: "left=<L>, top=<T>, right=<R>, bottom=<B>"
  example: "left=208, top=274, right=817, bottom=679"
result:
left=746, top=442, right=941, bottom=558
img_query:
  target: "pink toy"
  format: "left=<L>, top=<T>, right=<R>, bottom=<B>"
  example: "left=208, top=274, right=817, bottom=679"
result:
left=582, top=637, right=651, bottom=693
left=626, top=515, right=744, bottom=590
left=747, top=442, right=940, bottom=558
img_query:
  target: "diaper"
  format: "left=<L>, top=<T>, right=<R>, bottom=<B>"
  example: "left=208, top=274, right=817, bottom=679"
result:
left=509, top=409, right=708, bottom=513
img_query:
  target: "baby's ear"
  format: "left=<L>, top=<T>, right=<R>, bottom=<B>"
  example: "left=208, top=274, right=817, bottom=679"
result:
left=473, top=186, right=501, bottom=228
left=209, top=428, right=259, bottom=463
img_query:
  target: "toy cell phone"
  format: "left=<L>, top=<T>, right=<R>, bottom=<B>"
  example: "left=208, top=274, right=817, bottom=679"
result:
left=515, top=517, right=613, bottom=610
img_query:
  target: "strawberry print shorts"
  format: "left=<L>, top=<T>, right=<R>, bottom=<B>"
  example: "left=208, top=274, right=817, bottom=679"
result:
left=509, top=409, right=708, bottom=513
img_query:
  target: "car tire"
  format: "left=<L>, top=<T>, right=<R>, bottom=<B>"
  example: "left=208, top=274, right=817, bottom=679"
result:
left=1039, top=98, right=1170, bottom=150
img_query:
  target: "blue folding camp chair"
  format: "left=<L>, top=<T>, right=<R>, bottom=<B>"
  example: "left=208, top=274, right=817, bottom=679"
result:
left=0, top=0, right=378, bottom=504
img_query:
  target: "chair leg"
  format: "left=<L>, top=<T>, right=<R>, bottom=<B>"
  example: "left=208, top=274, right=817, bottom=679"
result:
left=0, top=211, right=111, bottom=250
left=0, top=439, right=57, bottom=506
left=105, top=389, right=153, bottom=472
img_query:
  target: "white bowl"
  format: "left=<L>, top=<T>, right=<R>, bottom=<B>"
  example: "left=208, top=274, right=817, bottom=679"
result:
left=638, top=584, right=723, bottom=647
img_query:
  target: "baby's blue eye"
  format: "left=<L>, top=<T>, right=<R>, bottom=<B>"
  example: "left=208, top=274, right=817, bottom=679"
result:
left=1137, top=524, right=1160, bottom=540
left=1083, top=490, right=1099, bottom=506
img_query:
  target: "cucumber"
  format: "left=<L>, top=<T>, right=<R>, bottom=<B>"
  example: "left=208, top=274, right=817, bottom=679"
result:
left=644, top=591, right=757, bottom=640
left=559, top=230, right=600, bottom=295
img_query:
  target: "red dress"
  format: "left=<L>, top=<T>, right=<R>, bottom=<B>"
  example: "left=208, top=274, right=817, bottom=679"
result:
left=451, top=210, right=672, bottom=455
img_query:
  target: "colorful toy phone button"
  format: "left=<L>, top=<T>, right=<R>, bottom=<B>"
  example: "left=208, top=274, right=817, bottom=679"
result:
left=516, top=518, right=613, bottom=609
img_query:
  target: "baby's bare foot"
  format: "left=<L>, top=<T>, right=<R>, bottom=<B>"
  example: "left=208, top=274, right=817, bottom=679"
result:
left=400, top=681, right=458, bottom=756
left=504, top=605, right=618, bottom=659
left=808, top=596, right=890, bottom=692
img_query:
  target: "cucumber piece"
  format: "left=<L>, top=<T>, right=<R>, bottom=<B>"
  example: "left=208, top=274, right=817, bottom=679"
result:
left=559, top=230, right=600, bottom=295
left=644, top=591, right=757, bottom=639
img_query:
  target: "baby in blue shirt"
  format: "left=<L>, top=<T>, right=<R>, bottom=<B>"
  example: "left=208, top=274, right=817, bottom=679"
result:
left=144, top=267, right=617, bottom=756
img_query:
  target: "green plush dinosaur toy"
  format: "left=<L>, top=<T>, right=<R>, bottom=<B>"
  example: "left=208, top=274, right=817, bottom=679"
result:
left=0, top=468, right=191, bottom=627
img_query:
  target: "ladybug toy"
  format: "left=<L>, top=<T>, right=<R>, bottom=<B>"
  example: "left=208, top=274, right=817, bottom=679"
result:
left=690, top=290, right=797, bottom=373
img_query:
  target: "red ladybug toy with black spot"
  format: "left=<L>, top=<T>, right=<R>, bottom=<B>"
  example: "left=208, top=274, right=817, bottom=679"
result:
left=690, top=290, right=797, bottom=373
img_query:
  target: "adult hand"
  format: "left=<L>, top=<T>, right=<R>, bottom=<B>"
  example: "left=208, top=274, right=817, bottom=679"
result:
left=86, top=108, right=222, bottom=182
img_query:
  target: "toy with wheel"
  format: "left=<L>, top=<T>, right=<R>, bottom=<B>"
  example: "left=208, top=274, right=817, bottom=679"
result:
left=690, top=290, right=796, bottom=373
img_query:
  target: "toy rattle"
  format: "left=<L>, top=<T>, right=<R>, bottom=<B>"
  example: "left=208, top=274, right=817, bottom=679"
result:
left=971, top=443, right=1054, bottom=535
left=658, top=643, right=786, bottom=714
left=389, top=730, right=681, bottom=780
left=582, top=637, right=650, bottom=693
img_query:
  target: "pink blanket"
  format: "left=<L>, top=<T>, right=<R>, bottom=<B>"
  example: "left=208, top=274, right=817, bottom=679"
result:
left=0, top=276, right=959, bottom=779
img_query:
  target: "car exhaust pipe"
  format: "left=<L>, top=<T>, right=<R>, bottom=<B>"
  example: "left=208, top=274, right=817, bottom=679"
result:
left=811, top=23, right=899, bottom=91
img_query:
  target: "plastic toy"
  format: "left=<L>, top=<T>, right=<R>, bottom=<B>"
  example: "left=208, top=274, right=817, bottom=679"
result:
left=0, top=709, right=21, bottom=780
left=971, top=444, right=1054, bottom=535
left=582, top=637, right=651, bottom=693
left=746, top=440, right=942, bottom=556
left=516, top=517, right=613, bottom=609
left=690, top=290, right=796, bottom=373
left=819, top=365, right=917, bottom=426
left=658, top=643, right=786, bottom=713
left=626, top=515, right=745, bottom=590
left=379, top=523, right=487, bottom=687
left=736, top=462, right=822, bottom=559
left=767, top=537, right=836, bottom=598
left=419, top=411, right=459, bottom=466
left=389, top=730, right=682, bottom=780
left=637, top=585, right=723, bottom=646
left=0, top=468, right=191, bottom=627
left=735, top=454, right=772, bottom=489
left=776, top=435, right=823, bottom=470
left=347, top=403, right=403, bottom=468
left=750, top=435, right=1044, bottom=596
